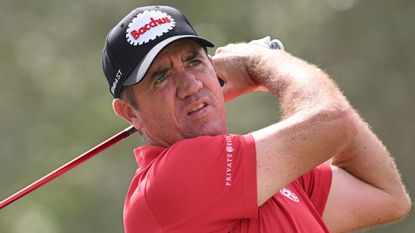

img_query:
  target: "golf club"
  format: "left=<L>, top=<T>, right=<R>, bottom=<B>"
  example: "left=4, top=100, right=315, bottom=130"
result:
left=0, top=126, right=137, bottom=209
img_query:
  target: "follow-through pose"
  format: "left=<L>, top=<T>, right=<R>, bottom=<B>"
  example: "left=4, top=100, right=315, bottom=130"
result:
left=101, top=5, right=411, bottom=233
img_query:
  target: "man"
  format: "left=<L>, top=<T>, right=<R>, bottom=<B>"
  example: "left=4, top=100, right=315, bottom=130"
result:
left=101, top=5, right=411, bottom=233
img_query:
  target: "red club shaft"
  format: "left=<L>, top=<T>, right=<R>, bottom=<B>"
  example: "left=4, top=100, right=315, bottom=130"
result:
left=0, top=126, right=137, bottom=209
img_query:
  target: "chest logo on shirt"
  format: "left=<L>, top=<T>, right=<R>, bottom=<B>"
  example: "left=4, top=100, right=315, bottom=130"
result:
left=280, top=188, right=300, bottom=203
left=225, top=136, right=233, bottom=187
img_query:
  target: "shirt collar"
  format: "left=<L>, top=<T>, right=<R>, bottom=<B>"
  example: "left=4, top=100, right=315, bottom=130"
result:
left=134, top=145, right=165, bottom=167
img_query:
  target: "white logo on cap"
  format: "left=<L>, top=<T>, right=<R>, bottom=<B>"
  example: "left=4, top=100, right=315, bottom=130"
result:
left=111, top=69, right=123, bottom=95
left=126, top=10, right=175, bottom=46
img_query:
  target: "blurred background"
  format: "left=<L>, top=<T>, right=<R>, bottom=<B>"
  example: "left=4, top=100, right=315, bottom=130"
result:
left=0, top=0, right=413, bottom=232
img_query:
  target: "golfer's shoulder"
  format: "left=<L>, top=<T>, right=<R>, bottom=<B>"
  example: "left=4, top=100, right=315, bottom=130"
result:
left=169, top=134, right=254, bottom=154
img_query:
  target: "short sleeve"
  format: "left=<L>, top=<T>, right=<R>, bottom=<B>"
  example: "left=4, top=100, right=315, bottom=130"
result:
left=298, top=163, right=333, bottom=215
left=145, top=134, right=257, bottom=232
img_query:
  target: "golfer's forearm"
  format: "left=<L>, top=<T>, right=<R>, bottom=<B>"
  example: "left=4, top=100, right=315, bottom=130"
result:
left=263, top=52, right=406, bottom=202
left=253, top=53, right=359, bottom=205
left=331, top=112, right=411, bottom=215
left=258, top=51, right=351, bottom=117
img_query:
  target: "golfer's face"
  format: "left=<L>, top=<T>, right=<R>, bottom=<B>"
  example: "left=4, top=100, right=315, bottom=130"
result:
left=131, top=39, right=227, bottom=146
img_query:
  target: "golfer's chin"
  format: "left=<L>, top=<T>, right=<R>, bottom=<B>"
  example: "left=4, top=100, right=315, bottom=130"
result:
left=183, top=120, right=228, bottom=139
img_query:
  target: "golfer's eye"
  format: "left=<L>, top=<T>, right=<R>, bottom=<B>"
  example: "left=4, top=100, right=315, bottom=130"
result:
left=155, top=74, right=167, bottom=84
left=189, top=59, right=201, bottom=67
left=151, top=68, right=169, bottom=87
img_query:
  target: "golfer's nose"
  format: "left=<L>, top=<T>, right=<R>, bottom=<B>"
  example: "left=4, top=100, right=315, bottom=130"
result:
left=177, top=72, right=203, bottom=99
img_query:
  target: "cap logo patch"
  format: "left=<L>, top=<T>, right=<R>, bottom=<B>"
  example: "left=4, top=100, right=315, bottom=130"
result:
left=126, top=10, right=175, bottom=46
left=111, top=69, right=123, bottom=95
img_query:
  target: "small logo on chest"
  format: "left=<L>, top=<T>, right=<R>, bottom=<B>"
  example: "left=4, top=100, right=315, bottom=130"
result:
left=279, top=188, right=300, bottom=203
left=225, top=136, right=233, bottom=187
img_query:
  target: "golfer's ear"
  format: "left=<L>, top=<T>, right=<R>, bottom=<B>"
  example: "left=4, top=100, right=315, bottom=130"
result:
left=112, top=99, right=143, bottom=129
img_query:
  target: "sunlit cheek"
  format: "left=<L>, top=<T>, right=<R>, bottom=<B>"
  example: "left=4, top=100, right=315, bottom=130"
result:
left=139, top=97, right=176, bottom=131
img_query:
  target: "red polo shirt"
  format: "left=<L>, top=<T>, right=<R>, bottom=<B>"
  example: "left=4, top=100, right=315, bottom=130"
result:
left=123, top=134, right=332, bottom=233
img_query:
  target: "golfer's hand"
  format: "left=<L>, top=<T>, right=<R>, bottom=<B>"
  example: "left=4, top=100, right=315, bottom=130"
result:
left=212, top=43, right=272, bottom=102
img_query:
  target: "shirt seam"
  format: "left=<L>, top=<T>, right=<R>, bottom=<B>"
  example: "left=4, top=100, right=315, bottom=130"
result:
left=244, top=134, right=258, bottom=218
left=143, top=168, right=165, bottom=232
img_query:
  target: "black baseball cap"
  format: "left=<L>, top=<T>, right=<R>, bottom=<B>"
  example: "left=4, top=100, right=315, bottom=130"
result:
left=102, top=5, right=214, bottom=98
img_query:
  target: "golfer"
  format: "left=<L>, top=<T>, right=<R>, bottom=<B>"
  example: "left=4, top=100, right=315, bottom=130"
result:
left=101, top=5, right=411, bottom=233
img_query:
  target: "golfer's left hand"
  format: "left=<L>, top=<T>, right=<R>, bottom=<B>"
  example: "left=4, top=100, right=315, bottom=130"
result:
left=211, top=43, right=271, bottom=102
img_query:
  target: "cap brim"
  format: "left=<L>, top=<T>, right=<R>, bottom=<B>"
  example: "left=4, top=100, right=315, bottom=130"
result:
left=123, top=35, right=214, bottom=86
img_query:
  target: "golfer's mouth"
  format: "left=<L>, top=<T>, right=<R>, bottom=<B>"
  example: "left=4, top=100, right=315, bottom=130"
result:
left=188, top=102, right=208, bottom=116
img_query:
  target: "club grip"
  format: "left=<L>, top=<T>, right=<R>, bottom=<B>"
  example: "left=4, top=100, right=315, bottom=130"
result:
left=218, top=36, right=284, bottom=87
left=248, top=36, right=284, bottom=51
